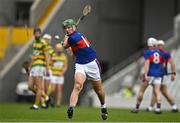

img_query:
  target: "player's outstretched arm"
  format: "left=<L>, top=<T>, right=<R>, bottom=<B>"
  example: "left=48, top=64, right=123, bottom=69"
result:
left=168, top=59, right=175, bottom=81
left=144, top=60, right=150, bottom=81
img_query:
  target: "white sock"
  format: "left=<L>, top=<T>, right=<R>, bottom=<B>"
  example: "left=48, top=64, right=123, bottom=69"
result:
left=172, top=104, right=177, bottom=109
left=33, top=104, right=38, bottom=108
left=41, top=103, right=46, bottom=107
left=155, top=108, right=160, bottom=112
left=101, top=104, right=106, bottom=108
left=45, top=96, right=49, bottom=101
left=69, top=105, right=75, bottom=108
left=148, top=106, right=153, bottom=111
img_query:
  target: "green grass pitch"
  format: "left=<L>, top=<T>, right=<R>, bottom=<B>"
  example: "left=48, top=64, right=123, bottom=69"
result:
left=0, top=103, right=180, bottom=122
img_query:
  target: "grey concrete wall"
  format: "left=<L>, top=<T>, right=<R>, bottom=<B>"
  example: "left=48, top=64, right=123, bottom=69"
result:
left=97, top=0, right=142, bottom=67
left=0, top=48, right=31, bottom=101
left=30, top=0, right=52, bottom=27
left=0, top=0, right=15, bottom=25
left=143, top=0, right=177, bottom=41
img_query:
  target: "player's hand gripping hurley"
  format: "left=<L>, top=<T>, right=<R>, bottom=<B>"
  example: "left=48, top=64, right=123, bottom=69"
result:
left=76, top=4, right=91, bottom=26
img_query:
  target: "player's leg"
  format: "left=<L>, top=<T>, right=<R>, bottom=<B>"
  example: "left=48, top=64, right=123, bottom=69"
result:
left=56, top=83, right=63, bottom=107
left=67, top=72, right=86, bottom=119
left=28, top=76, right=36, bottom=93
left=161, top=84, right=178, bottom=112
left=91, top=80, right=108, bottom=120
left=92, top=80, right=105, bottom=105
left=40, top=79, right=48, bottom=109
left=44, top=71, right=52, bottom=95
left=29, top=76, right=43, bottom=109
left=50, top=83, right=56, bottom=95
left=28, top=67, right=37, bottom=93
left=47, top=76, right=57, bottom=107
left=146, top=91, right=156, bottom=112
left=40, top=74, right=51, bottom=107
left=132, top=81, right=148, bottom=113
left=55, top=76, right=64, bottom=107
left=70, top=72, right=86, bottom=106
left=153, top=82, right=162, bottom=114
left=44, top=79, right=49, bottom=94
left=47, top=82, right=52, bottom=96
left=28, top=76, right=38, bottom=109
left=28, top=68, right=38, bottom=109
left=47, top=83, right=56, bottom=107
left=86, top=59, right=108, bottom=120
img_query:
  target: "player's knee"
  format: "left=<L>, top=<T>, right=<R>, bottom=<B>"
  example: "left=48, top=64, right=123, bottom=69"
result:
left=160, top=86, right=167, bottom=94
left=160, top=85, right=165, bottom=91
left=36, top=89, right=42, bottom=95
left=51, top=87, right=55, bottom=93
left=96, top=88, right=103, bottom=95
left=74, top=82, right=83, bottom=91
left=28, top=84, right=33, bottom=90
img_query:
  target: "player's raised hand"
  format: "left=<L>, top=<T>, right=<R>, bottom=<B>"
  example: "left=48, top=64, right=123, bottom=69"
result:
left=64, top=34, right=69, bottom=41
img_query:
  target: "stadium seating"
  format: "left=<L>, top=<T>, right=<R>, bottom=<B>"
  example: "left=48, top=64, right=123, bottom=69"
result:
left=0, top=0, right=63, bottom=101
left=85, top=12, right=180, bottom=109
left=85, top=45, right=180, bottom=110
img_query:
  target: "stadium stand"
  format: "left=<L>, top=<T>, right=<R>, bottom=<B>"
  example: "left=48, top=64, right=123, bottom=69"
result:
left=84, top=14, right=180, bottom=110
left=0, top=0, right=59, bottom=61
left=0, top=0, right=64, bottom=101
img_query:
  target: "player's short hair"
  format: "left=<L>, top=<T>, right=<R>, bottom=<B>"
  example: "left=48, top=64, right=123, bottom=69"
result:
left=33, top=28, right=41, bottom=34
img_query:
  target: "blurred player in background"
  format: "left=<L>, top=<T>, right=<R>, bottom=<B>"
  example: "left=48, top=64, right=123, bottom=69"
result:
left=146, top=40, right=178, bottom=112
left=42, top=34, right=55, bottom=96
left=61, top=19, right=108, bottom=120
left=48, top=43, right=68, bottom=107
left=132, top=37, right=164, bottom=114
left=22, top=61, right=30, bottom=75
left=28, top=28, right=50, bottom=110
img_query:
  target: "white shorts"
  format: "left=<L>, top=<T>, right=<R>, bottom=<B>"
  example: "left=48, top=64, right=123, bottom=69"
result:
left=30, top=66, right=46, bottom=77
left=44, top=76, right=51, bottom=81
left=44, top=69, right=52, bottom=81
left=75, top=59, right=101, bottom=81
left=51, top=76, right=64, bottom=84
left=147, top=76, right=162, bottom=85
left=162, top=75, right=170, bottom=85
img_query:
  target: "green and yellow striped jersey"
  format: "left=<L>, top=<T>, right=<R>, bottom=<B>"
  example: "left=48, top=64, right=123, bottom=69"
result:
left=51, top=53, right=67, bottom=76
left=47, top=44, right=55, bottom=57
left=31, top=39, right=49, bottom=67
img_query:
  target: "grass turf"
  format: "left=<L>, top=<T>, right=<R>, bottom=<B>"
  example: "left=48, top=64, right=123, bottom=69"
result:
left=0, top=103, right=179, bottom=122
